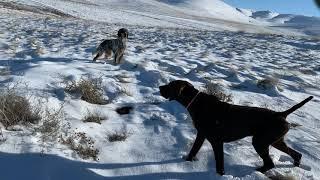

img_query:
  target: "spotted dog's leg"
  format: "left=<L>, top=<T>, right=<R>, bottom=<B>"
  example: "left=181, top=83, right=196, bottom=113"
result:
left=93, top=51, right=102, bottom=62
left=117, top=49, right=125, bottom=64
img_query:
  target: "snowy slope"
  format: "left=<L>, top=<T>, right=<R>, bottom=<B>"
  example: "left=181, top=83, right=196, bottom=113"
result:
left=2, top=0, right=301, bottom=35
left=1, top=1, right=320, bottom=180
left=160, top=0, right=254, bottom=23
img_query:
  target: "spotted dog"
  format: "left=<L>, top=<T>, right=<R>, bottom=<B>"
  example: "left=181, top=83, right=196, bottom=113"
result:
left=93, top=28, right=128, bottom=64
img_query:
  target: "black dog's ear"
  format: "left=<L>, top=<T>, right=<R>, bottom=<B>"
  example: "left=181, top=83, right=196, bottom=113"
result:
left=178, top=81, right=194, bottom=96
left=178, top=85, right=187, bottom=96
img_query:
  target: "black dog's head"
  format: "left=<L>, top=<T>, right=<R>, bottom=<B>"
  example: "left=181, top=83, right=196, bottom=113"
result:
left=118, top=28, right=129, bottom=39
left=159, top=80, right=194, bottom=101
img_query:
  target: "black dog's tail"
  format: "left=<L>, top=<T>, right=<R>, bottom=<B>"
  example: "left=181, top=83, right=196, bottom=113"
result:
left=280, top=96, right=313, bottom=117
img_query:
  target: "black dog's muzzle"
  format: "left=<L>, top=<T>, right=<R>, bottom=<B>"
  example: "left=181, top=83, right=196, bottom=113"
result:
left=159, top=85, right=171, bottom=100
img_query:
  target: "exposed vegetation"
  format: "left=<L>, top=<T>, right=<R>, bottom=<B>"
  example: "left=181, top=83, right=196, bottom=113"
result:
left=204, top=81, right=233, bottom=103
left=60, top=132, right=99, bottom=161
left=0, top=84, right=41, bottom=128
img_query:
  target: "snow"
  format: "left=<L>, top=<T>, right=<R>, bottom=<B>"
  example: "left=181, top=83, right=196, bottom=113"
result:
left=0, top=0, right=320, bottom=179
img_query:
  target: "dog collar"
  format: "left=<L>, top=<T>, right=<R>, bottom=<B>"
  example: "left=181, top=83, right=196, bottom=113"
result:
left=186, top=91, right=200, bottom=110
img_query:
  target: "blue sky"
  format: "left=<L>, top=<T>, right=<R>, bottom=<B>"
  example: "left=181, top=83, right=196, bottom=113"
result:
left=224, top=0, right=320, bottom=17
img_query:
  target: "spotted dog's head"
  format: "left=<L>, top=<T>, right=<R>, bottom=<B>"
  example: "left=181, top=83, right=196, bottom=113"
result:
left=159, top=80, right=194, bottom=101
left=118, top=28, right=129, bottom=39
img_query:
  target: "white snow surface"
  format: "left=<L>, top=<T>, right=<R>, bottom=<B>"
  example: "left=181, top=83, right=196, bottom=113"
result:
left=1, top=1, right=320, bottom=180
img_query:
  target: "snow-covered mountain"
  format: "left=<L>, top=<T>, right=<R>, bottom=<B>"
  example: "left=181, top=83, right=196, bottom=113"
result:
left=237, top=8, right=320, bottom=36
left=3, top=0, right=319, bottom=36
left=0, top=0, right=319, bottom=180
left=0, top=0, right=306, bottom=35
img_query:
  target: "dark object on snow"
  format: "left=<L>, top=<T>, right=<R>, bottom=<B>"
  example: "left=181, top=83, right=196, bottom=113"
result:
left=159, top=80, right=313, bottom=176
left=116, top=106, right=133, bottom=115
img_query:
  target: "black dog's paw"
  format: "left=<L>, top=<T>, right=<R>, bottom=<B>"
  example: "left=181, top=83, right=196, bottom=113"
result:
left=182, top=155, right=198, bottom=161
left=294, top=154, right=302, bottom=167
left=256, top=164, right=274, bottom=173
left=217, top=169, right=225, bottom=176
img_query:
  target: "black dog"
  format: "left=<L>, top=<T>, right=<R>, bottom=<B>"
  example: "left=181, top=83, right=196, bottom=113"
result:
left=159, top=80, right=313, bottom=175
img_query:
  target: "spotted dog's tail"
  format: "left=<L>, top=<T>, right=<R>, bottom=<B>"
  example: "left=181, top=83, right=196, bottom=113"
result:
left=92, top=39, right=105, bottom=57
left=280, top=96, right=313, bottom=117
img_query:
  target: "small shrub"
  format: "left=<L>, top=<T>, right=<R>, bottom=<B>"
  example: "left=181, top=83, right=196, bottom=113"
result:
left=257, top=77, right=279, bottom=90
left=107, top=128, right=131, bottom=142
left=83, top=109, right=107, bottom=124
left=78, top=77, right=105, bottom=104
left=299, top=69, right=317, bottom=75
left=119, top=84, right=134, bottom=97
left=0, top=66, right=10, bottom=76
left=135, top=45, right=145, bottom=53
left=0, top=128, right=6, bottom=143
left=290, top=122, right=302, bottom=129
left=115, top=75, right=131, bottom=83
left=204, top=82, right=232, bottom=103
left=60, top=132, right=99, bottom=161
left=0, top=85, right=41, bottom=128
left=259, top=102, right=271, bottom=109
left=37, top=104, right=64, bottom=141
left=268, top=174, right=296, bottom=180
left=63, top=75, right=108, bottom=105
left=200, top=50, right=210, bottom=58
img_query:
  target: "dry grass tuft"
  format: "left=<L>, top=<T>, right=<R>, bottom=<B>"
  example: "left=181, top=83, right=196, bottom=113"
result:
left=257, top=77, right=279, bottom=90
left=83, top=109, right=107, bottom=124
left=62, top=75, right=108, bottom=105
left=119, top=84, right=134, bottom=97
left=0, top=84, right=41, bottom=128
left=107, top=127, right=131, bottom=142
left=37, top=104, right=64, bottom=141
left=60, top=132, right=99, bottom=161
left=0, top=66, right=10, bottom=76
left=204, top=82, right=233, bottom=103
left=268, top=174, right=296, bottom=180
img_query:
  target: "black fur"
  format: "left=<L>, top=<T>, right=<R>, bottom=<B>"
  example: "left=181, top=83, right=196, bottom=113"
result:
left=117, top=28, right=129, bottom=38
left=159, top=80, right=313, bottom=175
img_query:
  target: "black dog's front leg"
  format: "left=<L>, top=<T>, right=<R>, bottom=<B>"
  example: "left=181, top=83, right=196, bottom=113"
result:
left=208, top=139, right=225, bottom=175
left=184, top=133, right=205, bottom=161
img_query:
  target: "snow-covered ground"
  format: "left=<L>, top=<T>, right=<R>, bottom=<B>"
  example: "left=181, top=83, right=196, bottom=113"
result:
left=0, top=0, right=320, bottom=179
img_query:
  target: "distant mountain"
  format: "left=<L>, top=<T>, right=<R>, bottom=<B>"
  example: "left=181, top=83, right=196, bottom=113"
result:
left=237, top=8, right=320, bottom=35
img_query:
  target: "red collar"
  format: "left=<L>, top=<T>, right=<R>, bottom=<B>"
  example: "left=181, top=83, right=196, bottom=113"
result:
left=186, top=92, right=200, bottom=110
